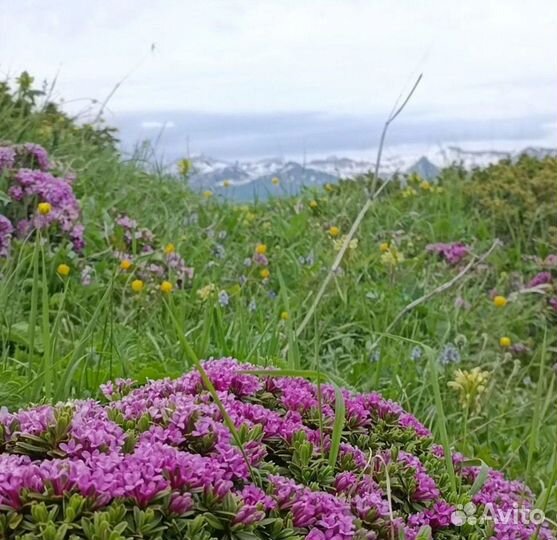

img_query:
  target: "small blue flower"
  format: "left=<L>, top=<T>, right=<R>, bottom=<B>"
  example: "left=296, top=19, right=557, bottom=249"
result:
left=439, top=344, right=461, bottom=365
left=218, top=290, right=230, bottom=307
left=410, top=346, right=423, bottom=361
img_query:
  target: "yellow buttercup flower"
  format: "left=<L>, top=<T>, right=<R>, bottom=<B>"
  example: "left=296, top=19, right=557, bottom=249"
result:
left=57, top=264, right=70, bottom=277
left=255, top=243, right=267, bottom=255
left=131, top=279, right=145, bottom=293
left=280, top=311, right=289, bottom=320
left=260, top=268, right=270, bottom=279
left=324, top=183, right=334, bottom=193
left=271, top=177, right=280, bottom=186
left=164, top=243, right=176, bottom=255
left=379, top=242, right=390, bottom=253
left=203, top=190, right=213, bottom=198
left=120, top=259, right=133, bottom=271
left=223, top=180, right=231, bottom=188
left=448, top=367, right=490, bottom=412
left=160, top=281, right=173, bottom=294
left=328, top=226, right=340, bottom=238
left=499, top=336, right=512, bottom=348
left=493, top=295, right=507, bottom=308
left=38, top=202, right=52, bottom=215
left=309, top=200, right=318, bottom=209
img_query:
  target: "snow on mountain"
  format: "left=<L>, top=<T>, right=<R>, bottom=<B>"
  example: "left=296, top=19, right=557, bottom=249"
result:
left=186, top=146, right=556, bottom=196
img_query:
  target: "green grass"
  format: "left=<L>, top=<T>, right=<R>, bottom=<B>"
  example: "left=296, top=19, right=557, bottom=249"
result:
left=1, top=76, right=556, bottom=518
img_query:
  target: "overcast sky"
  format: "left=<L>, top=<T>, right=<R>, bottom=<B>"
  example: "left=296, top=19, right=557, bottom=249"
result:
left=1, top=0, right=556, bottom=158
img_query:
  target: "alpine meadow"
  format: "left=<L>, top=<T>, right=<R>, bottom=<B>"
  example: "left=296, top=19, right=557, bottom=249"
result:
left=0, top=71, right=556, bottom=540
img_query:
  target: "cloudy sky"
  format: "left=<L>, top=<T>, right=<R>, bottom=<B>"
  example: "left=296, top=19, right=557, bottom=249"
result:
left=1, top=0, right=556, bottom=159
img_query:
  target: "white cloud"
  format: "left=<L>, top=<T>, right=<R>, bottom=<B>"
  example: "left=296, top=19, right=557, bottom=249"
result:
left=140, top=120, right=175, bottom=129
left=1, top=0, right=556, bottom=122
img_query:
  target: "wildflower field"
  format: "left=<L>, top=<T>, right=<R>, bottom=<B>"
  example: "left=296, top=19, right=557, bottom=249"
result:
left=1, top=76, right=556, bottom=539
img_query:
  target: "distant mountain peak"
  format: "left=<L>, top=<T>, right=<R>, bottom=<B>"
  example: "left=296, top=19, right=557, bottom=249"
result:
left=186, top=145, right=556, bottom=200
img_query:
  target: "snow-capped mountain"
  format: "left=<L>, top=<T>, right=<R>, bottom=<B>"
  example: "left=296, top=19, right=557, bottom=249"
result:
left=186, top=146, right=556, bottom=199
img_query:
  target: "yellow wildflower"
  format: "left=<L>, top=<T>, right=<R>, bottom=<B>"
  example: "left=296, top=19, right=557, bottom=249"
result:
left=333, top=235, right=358, bottom=252
left=324, top=183, right=334, bottom=193
left=280, top=311, right=290, bottom=321
left=57, top=263, right=70, bottom=277
left=380, top=246, right=405, bottom=267
left=177, top=158, right=191, bottom=176
left=493, top=295, right=507, bottom=308
left=131, top=279, right=145, bottom=293
left=309, top=200, right=318, bottom=209
left=328, top=226, right=340, bottom=238
left=164, top=243, right=176, bottom=255
left=419, top=180, right=432, bottom=191
left=120, top=259, right=133, bottom=271
left=448, top=367, right=490, bottom=412
left=401, top=187, right=417, bottom=198
left=223, top=180, right=231, bottom=188
left=38, top=202, right=52, bottom=215
left=260, top=268, right=270, bottom=279
left=197, top=283, right=216, bottom=301
left=271, top=177, right=280, bottom=186
left=255, top=243, right=267, bottom=255
left=160, top=281, right=173, bottom=294
left=499, top=336, right=512, bottom=348
left=203, top=190, right=213, bottom=198
left=379, top=242, right=390, bottom=253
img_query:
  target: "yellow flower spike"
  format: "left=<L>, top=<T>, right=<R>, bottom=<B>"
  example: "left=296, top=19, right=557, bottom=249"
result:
left=57, top=264, right=70, bottom=277
left=202, top=190, right=213, bottom=198
left=280, top=311, right=290, bottom=321
left=120, top=259, right=133, bottom=271
left=164, top=243, right=176, bottom=255
left=448, top=367, right=490, bottom=412
left=131, top=279, right=145, bottom=293
left=324, top=183, right=334, bottom=193
left=223, top=180, right=231, bottom=188
left=379, top=242, right=390, bottom=253
left=38, top=202, right=52, bottom=215
left=309, top=200, right=318, bottom=209
left=197, top=283, right=216, bottom=301
left=255, top=243, right=267, bottom=255
left=328, top=226, right=340, bottom=238
left=493, top=295, right=508, bottom=308
left=271, top=177, right=280, bottom=186
left=260, top=268, right=270, bottom=279
left=160, top=281, right=173, bottom=294
left=419, top=180, right=432, bottom=191
left=177, top=158, right=191, bottom=176
left=499, top=336, right=512, bottom=348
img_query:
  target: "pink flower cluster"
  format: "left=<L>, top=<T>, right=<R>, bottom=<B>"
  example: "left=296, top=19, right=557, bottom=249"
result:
left=0, top=143, right=84, bottom=252
left=0, top=359, right=553, bottom=539
left=426, top=242, right=470, bottom=265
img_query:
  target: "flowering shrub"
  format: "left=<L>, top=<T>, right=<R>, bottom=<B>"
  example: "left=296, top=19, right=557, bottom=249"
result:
left=0, top=143, right=84, bottom=252
left=463, top=154, right=557, bottom=245
left=0, top=359, right=553, bottom=539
